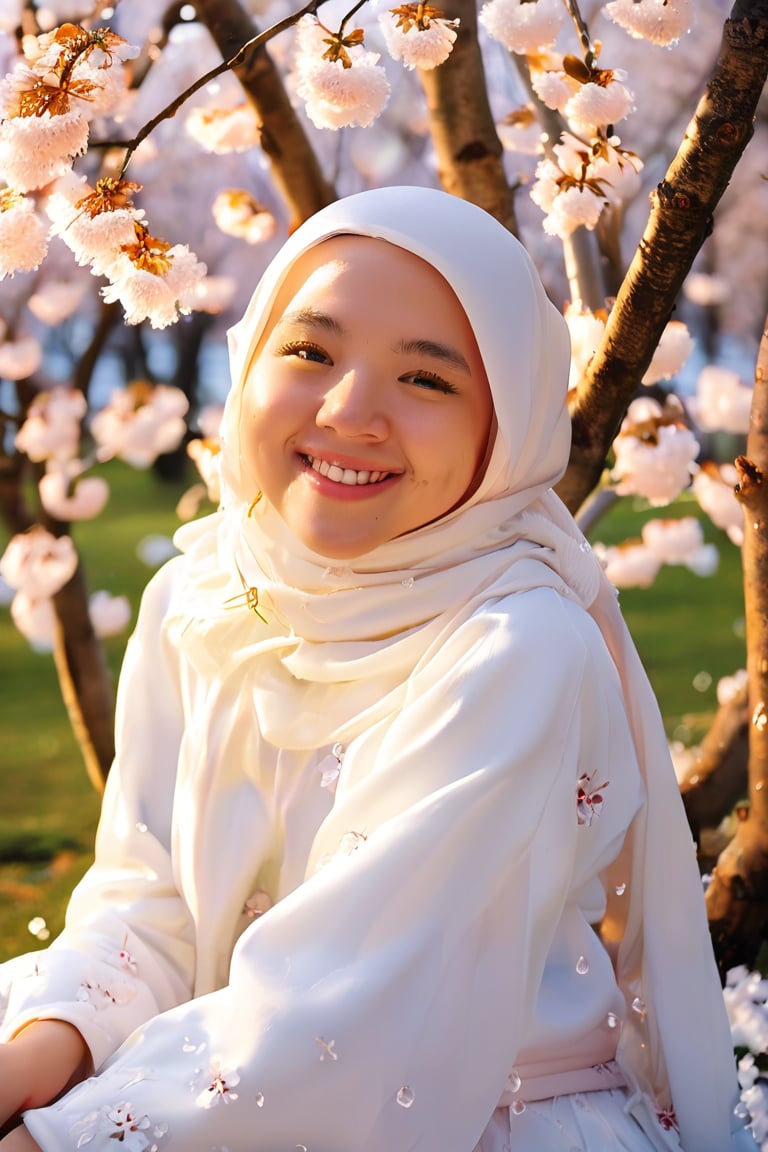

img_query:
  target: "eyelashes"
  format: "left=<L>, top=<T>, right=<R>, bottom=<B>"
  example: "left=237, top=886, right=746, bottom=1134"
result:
left=274, top=340, right=329, bottom=364
left=273, top=341, right=459, bottom=395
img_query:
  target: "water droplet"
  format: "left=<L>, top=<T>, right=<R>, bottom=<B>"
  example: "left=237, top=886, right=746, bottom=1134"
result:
left=752, top=703, right=768, bottom=731
left=255, top=1092, right=265, bottom=1107
left=401, top=576, right=414, bottom=589
left=692, top=671, right=712, bottom=693
left=511, top=1100, right=526, bottom=1115
left=579, top=540, right=592, bottom=553
left=756, top=781, right=765, bottom=792
left=631, top=996, right=647, bottom=1018
left=735, top=1101, right=749, bottom=1119
left=607, top=1011, right=619, bottom=1029
left=396, top=1085, right=415, bottom=1109
left=615, top=882, right=626, bottom=896
left=506, top=1071, right=521, bottom=1092
left=296, top=1146, right=309, bottom=1151
left=332, top=742, right=344, bottom=759
left=135, top=821, right=148, bottom=833
left=576, top=955, right=590, bottom=975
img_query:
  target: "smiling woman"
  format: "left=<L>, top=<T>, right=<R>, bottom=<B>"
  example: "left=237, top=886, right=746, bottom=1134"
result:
left=239, top=235, right=493, bottom=557
left=0, top=187, right=754, bottom=1152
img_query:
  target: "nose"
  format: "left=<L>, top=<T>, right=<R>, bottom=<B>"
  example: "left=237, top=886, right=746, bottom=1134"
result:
left=316, top=368, right=387, bottom=439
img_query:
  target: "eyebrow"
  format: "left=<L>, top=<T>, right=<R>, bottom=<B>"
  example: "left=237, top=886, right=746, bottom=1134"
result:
left=393, top=338, right=471, bottom=375
left=273, top=307, right=345, bottom=335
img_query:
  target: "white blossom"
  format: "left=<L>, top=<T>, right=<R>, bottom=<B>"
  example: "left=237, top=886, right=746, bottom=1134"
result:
left=564, top=303, right=606, bottom=388
left=91, top=384, right=189, bottom=468
left=690, top=364, right=753, bottom=435
left=0, top=193, right=49, bottom=278
left=684, top=271, right=730, bottom=308
left=611, top=400, right=700, bottom=506
left=605, top=0, right=692, bottom=48
left=185, top=103, right=261, bottom=154
left=642, top=320, right=695, bottom=385
left=564, top=72, right=634, bottom=134
left=187, top=276, right=238, bottom=315
left=479, top=0, right=565, bottom=53
left=293, top=16, right=390, bottom=130
left=89, top=590, right=131, bottom=637
left=640, top=516, right=718, bottom=576
left=0, top=527, right=77, bottom=597
left=717, top=668, right=748, bottom=706
left=530, top=155, right=606, bottom=238
left=0, top=110, right=89, bottom=192
left=692, top=461, right=744, bottom=546
left=379, top=8, right=459, bottom=71
left=496, top=106, right=544, bottom=155
left=593, top=540, right=661, bottom=589
left=46, top=180, right=143, bottom=274
left=0, top=335, right=42, bottom=379
left=102, top=245, right=207, bottom=330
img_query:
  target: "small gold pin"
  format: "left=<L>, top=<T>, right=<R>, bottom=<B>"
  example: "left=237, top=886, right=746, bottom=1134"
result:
left=224, top=558, right=268, bottom=623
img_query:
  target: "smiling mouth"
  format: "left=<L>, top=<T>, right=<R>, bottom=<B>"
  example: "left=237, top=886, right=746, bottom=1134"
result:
left=303, top=454, right=395, bottom=486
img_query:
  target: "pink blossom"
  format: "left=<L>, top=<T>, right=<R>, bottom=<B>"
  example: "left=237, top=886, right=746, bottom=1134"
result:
left=0, top=193, right=49, bottom=278
left=185, top=104, right=261, bottom=154
left=0, top=336, right=42, bottom=380
left=0, top=527, right=77, bottom=597
left=211, top=190, right=276, bottom=245
left=690, top=365, right=753, bottom=435
left=605, top=0, right=692, bottom=47
left=14, top=386, right=85, bottom=461
left=89, top=590, right=131, bottom=637
left=496, top=106, right=544, bottom=156
left=379, top=9, right=459, bottom=71
left=0, top=109, right=89, bottom=192
left=683, top=271, right=730, bottom=308
left=47, top=189, right=143, bottom=275
left=187, top=276, right=238, bottom=315
left=479, top=0, right=565, bottom=53
left=91, top=384, right=189, bottom=469
left=293, top=16, right=390, bottom=130
left=530, top=157, right=606, bottom=237
left=594, top=541, right=661, bottom=589
left=102, top=244, right=207, bottom=329
left=692, top=461, right=744, bottom=546
left=530, top=61, right=575, bottom=113
left=28, top=278, right=88, bottom=325
left=197, top=404, right=225, bottom=440
left=717, top=668, right=748, bottom=706
left=641, top=320, right=695, bottom=385
left=187, top=437, right=222, bottom=505
left=10, top=590, right=56, bottom=651
left=39, top=464, right=109, bottom=521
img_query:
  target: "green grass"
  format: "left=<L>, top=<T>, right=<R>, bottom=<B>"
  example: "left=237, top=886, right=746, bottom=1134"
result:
left=0, top=475, right=746, bottom=961
left=0, top=460, right=193, bottom=960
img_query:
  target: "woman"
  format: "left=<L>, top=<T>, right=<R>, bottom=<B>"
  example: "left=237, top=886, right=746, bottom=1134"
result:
left=0, top=186, right=752, bottom=1151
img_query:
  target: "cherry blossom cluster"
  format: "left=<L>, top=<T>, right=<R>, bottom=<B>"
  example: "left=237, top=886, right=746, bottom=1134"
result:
left=475, top=0, right=693, bottom=238
left=611, top=396, right=700, bottom=507
left=0, top=380, right=189, bottom=649
left=0, top=23, right=208, bottom=329
left=594, top=516, right=718, bottom=590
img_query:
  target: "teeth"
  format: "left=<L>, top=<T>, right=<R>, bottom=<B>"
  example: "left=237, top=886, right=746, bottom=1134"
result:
left=308, top=456, right=387, bottom=486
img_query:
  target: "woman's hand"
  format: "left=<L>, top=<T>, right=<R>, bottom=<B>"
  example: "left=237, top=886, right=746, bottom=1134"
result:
left=0, top=1020, right=90, bottom=1130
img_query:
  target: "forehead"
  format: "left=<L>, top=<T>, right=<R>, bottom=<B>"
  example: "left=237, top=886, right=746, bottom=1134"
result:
left=264, top=234, right=471, bottom=332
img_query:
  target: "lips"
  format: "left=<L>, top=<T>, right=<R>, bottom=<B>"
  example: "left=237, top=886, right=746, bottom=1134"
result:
left=303, top=453, right=394, bottom=486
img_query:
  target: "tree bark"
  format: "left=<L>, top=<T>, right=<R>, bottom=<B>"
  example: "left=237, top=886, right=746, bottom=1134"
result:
left=193, top=0, right=336, bottom=228
left=556, top=0, right=768, bottom=515
left=705, top=313, right=768, bottom=979
left=418, top=0, right=517, bottom=233
left=680, top=683, right=749, bottom=850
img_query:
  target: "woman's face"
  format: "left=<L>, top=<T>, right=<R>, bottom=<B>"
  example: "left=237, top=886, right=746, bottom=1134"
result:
left=240, top=235, right=493, bottom=559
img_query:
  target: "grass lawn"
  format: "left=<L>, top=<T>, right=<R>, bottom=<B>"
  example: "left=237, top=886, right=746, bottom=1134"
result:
left=0, top=474, right=746, bottom=961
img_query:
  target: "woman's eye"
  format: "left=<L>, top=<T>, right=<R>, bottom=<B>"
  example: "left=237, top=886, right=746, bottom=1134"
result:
left=402, top=371, right=459, bottom=395
left=276, top=341, right=330, bottom=364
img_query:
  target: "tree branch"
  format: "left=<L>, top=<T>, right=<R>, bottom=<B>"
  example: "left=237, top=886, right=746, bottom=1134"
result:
left=556, top=0, right=768, bottom=515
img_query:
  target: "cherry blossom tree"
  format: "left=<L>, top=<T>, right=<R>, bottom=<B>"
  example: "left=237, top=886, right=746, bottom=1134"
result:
left=1, top=0, right=768, bottom=991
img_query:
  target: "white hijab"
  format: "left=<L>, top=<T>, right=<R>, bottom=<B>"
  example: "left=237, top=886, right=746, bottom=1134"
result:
left=172, top=186, right=741, bottom=1150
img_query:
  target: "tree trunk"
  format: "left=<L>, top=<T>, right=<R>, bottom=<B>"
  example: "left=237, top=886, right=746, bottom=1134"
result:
left=705, top=312, right=768, bottom=979
left=194, top=0, right=336, bottom=228
left=418, top=0, right=517, bottom=234
left=556, top=0, right=768, bottom=515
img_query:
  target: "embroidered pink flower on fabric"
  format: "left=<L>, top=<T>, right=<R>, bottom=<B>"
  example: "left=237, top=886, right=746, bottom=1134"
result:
left=191, top=1060, right=241, bottom=1108
left=70, top=1101, right=167, bottom=1151
left=576, top=771, right=608, bottom=826
left=656, top=1106, right=679, bottom=1132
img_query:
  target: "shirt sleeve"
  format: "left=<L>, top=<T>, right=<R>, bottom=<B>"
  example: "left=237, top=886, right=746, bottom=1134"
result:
left=22, top=589, right=639, bottom=1152
left=0, top=560, right=195, bottom=1071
